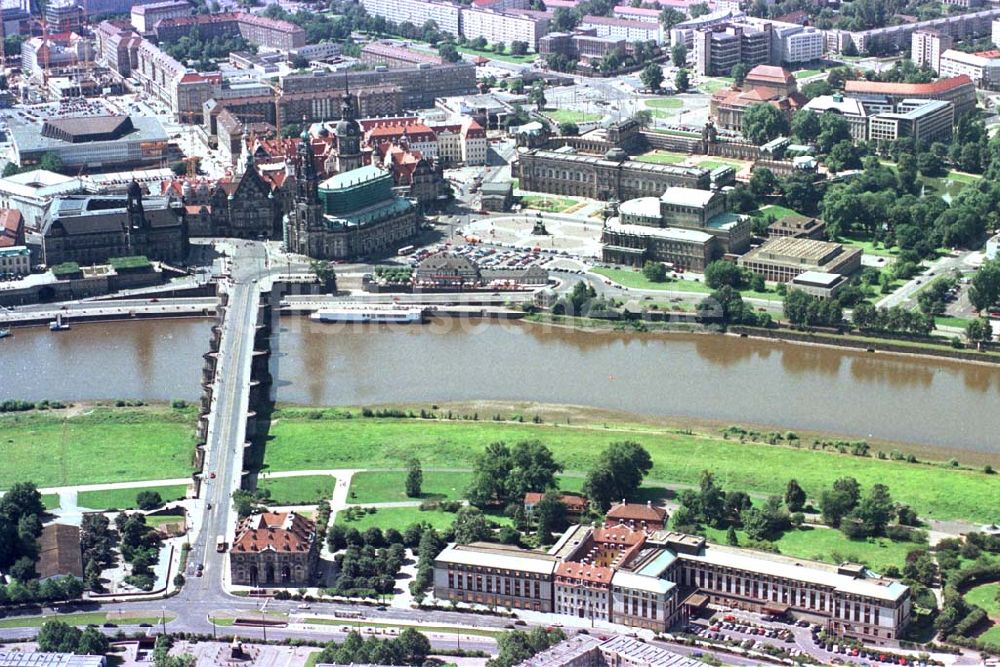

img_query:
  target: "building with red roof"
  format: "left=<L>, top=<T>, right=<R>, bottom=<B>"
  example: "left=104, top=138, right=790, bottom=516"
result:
left=0, top=209, right=24, bottom=248
left=524, top=491, right=588, bottom=516
left=230, top=511, right=318, bottom=587
left=605, top=501, right=668, bottom=531
left=710, top=65, right=805, bottom=134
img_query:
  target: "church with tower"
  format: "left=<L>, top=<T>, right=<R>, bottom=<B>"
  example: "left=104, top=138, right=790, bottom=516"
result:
left=283, top=89, right=420, bottom=260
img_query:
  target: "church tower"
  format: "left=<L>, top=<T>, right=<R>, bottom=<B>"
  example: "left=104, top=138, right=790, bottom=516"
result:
left=285, top=126, right=325, bottom=256
left=334, top=87, right=363, bottom=174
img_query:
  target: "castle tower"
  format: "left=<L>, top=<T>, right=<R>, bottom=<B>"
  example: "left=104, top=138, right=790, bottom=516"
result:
left=334, top=88, right=363, bottom=174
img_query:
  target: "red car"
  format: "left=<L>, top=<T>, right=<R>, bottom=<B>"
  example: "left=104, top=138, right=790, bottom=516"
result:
left=209, top=472, right=216, bottom=479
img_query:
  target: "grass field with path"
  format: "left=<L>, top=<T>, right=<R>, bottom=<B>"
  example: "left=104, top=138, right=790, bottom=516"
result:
left=591, top=267, right=781, bottom=301
left=259, top=475, right=336, bottom=505
left=348, top=470, right=585, bottom=504
left=263, top=411, right=999, bottom=524
left=77, top=484, right=189, bottom=510
left=455, top=45, right=536, bottom=64
left=520, top=195, right=580, bottom=213
left=335, top=505, right=512, bottom=531
left=697, top=158, right=745, bottom=171
left=0, top=407, right=196, bottom=489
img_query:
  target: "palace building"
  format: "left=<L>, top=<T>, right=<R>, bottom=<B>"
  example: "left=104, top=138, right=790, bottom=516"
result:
left=433, top=527, right=912, bottom=644
left=230, top=511, right=319, bottom=587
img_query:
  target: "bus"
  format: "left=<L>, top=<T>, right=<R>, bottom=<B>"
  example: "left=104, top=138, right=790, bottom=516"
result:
left=216, top=535, right=227, bottom=552
left=397, top=245, right=416, bottom=256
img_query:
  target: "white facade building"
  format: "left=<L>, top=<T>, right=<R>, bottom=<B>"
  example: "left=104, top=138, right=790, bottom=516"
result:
left=360, top=0, right=462, bottom=36
left=0, top=246, right=30, bottom=276
left=911, top=29, right=952, bottom=70
left=775, top=24, right=824, bottom=63
left=580, top=15, right=663, bottom=43
left=938, top=48, right=1000, bottom=89
left=461, top=8, right=550, bottom=48
left=130, top=0, right=191, bottom=33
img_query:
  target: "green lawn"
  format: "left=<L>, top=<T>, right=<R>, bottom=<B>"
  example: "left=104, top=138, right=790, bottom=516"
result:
left=837, top=233, right=900, bottom=259
left=696, top=158, right=745, bottom=171
left=634, top=151, right=688, bottom=165
left=645, top=98, right=684, bottom=109
left=0, top=407, right=196, bottom=489
left=542, top=109, right=602, bottom=124
left=754, top=205, right=803, bottom=221
left=0, top=611, right=175, bottom=629
left=304, top=617, right=505, bottom=638
left=591, top=268, right=781, bottom=302
left=263, top=412, right=1000, bottom=524
left=703, top=525, right=915, bottom=573
left=792, top=68, right=823, bottom=78
left=698, top=78, right=734, bottom=93
left=978, top=624, right=1000, bottom=644
left=77, top=484, right=188, bottom=510
left=335, top=505, right=512, bottom=531
left=935, top=315, right=971, bottom=329
left=520, top=195, right=580, bottom=213
left=456, top=45, right=537, bottom=64
left=42, top=494, right=60, bottom=511
left=348, top=471, right=585, bottom=504
left=259, top=475, right=336, bottom=505
left=965, top=582, right=1000, bottom=617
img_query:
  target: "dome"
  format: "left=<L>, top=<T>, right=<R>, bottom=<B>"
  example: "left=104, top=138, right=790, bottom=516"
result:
left=604, top=147, right=627, bottom=162
left=335, top=117, right=361, bottom=137
left=299, top=126, right=309, bottom=141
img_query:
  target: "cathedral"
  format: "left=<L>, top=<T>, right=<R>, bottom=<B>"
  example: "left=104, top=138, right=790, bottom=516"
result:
left=283, top=90, right=419, bottom=260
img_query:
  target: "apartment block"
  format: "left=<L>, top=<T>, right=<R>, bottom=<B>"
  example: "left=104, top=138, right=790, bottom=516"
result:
left=360, top=0, right=462, bottom=36
left=461, top=8, right=551, bottom=49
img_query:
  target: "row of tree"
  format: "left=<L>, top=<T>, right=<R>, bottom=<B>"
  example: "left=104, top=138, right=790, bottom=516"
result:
left=315, top=629, right=431, bottom=665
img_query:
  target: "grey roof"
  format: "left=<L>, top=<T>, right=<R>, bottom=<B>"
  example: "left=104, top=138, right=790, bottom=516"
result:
left=435, top=543, right=558, bottom=575
left=45, top=195, right=180, bottom=235
left=606, top=217, right=714, bottom=243
left=792, top=270, right=844, bottom=286
left=9, top=114, right=168, bottom=155
left=0, top=654, right=106, bottom=667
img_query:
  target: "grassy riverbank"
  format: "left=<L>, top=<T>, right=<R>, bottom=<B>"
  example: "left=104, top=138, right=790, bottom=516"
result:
left=0, top=405, right=196, bottom=489
left=262, top=405, right=999, bottom=524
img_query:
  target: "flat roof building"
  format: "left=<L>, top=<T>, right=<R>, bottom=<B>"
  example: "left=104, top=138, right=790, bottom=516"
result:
left=737, top=236, right=862, bottom=282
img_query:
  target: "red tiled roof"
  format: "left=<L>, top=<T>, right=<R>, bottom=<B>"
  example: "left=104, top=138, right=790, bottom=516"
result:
left=524, top=492, right=588, bottom=510
left=746, top=65, right=795, bottom=85
left=592, top=524, right=647, bottom=545
left=232, top=511, right=315, bottom=553
left=843, top=75, right=973, bottom=96
left=555, top=561, right=614, bottom=584
left=606, top=502, right=666, bottom=523
left=0, top=209, right=23, bottom=248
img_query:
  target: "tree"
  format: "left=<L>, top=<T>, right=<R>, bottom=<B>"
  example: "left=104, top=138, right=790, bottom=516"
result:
left=674, top=68, right=690, bottom=93
left=37, top=620, right=82, bottom=653
left=821, top=477, right=860, bottom=527
left=817, top=112, right=852, bottom=153
left=534, top=491, right=566, bottom=544
left=791, top=110, right=821, bottom=144
left=670, top=42, right=687, bottom=68
left=77, top=626, right=110, bottom=655
left=698, top=471, right=726, bottom=526
left=966, top=317, right=993, bottom=345
left=582, top=441, right=653, bottom=510
left=854, top=483, right=894, bottom=536
left=405, top=458, right=423, bottom=498
left=528, top=82, right=547, bottom=110
left=689, top=1, right=710, bottom=16
left=704, top=260, right=745, bottom=289
left=726, top=525, right=739, bottom=546
left=748, top=167, right=777, bottom=198
left=9, top=555, right=36, bottom=582
left=970, top=259, right=1000, bottom=312
left=39, top=153, right=64, bottom=173
left=730, top=62, right=750, bottom=88
left=510, top=40, right=528, bottom=56
left=741, top=103, right=789, bottom=145
left=1, top=481, right=45, bottom=522
left=310, top=260, right=337, bottom=292
left=640, top=62, right=664, bottom=92
left=785, top=479, right=806, bottom=512
left=558, top=121, right=579, bottom=136
left=552, top=7, right=579, bottom=31
left=398, top=627, right=431, bottom=663
left=659, top=7, right=685, bottom=28
left=136, top=490, right=163, bottom=510
left=438, top=42, right=460, bottom=63
left=452, top=507, right=491, bottom=544
left=642, top=260, right=667, bottom=282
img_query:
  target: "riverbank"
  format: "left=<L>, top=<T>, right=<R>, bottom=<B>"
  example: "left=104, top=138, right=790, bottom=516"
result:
left=262, top=402, right=999, bottom=524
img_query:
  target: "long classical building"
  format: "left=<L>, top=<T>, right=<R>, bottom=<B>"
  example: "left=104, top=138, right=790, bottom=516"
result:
left=601, top=187, right=751, bottom=270
left=38, top=183, right=187, bottom=267
left=434, top=527, right=912, bottom=645
left=283, top=92, right=419, bottom=260
left=517, top=148, right=710, bottom=201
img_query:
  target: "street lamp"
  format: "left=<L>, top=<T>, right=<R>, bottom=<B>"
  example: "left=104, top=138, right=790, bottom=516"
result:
left=160, top=605, right=166, bottom=635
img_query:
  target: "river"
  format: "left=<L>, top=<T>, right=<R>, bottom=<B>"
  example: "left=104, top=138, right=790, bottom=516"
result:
left=3, top=317, right=999, bottom=457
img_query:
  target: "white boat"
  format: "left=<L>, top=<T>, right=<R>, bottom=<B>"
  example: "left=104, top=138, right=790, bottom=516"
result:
left=310, top=305, right=425, bottom=324
left=49, top=314, right=70, bottom=332
left=0, top=328, right=10, bottom=339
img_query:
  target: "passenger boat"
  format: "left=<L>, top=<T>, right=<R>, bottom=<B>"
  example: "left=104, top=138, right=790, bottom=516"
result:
left=309, top=305, right=425, bottom=324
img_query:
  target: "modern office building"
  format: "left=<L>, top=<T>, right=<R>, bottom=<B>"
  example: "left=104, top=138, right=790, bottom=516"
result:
left=737, top=236, right=862, bottom=282
left=867, top=99, right=954, bottom=144
left=937, top=48, right=1000, bottom=89
left=693, top=24, right=771, bottom=76
left=801, top=94, right=869, bottom=141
